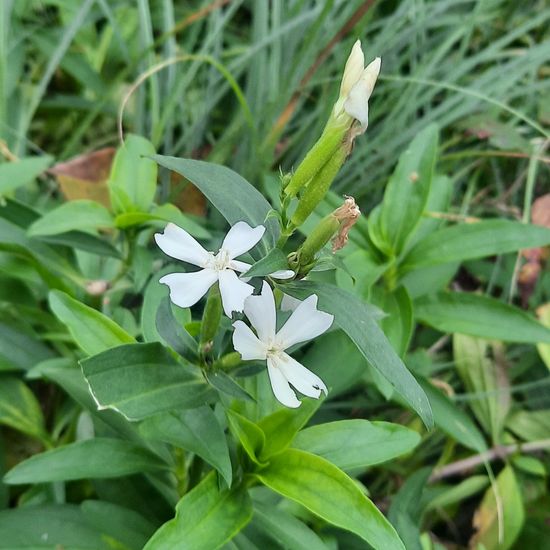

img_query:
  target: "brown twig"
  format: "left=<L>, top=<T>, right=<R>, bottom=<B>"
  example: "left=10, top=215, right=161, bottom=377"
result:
left=430, top=438, right=550, bottom=482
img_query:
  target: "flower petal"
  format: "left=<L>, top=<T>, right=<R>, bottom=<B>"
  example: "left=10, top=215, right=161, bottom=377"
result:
left=221, top=221, right=265, bottom=259
left=154, top=223, right=210, bottom=267
left=267, top=356, right=301, bottom=408
left=344, top=82, right=370, bottom=129
left=343, top=57, right=380, bottom=130
left=269, top=269, right=295, bottom=280
left=159, top=269, right=218, bottom=308
left=276, top=294, right=334, bottom=349
left=280, top=293, right=301, bottom=312
left=272, top=352, right=327, bottom=399
left=242, top=281, right=276, bottom=342
left=339, top=39, right=364, bottom=98
left=230, top=260, right=252, bottom=273
left=218, top=269, right=254, bottom=317
left=232, top=320, right=267, bottom=360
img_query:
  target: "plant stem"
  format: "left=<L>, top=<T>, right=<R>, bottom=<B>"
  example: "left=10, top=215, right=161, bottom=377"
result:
left=430, top=438, right=550, bottom=482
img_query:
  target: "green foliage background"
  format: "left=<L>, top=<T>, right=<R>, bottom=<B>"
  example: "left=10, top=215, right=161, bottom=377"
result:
left=0, top=0, right=549, bottom=548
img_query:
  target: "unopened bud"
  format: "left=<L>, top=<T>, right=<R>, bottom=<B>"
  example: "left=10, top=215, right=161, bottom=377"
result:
left=297, top=213, right=340, bottom=268
left=284, top=127, right=346, bottom=198
left=291, top=146, right=347, bottom=227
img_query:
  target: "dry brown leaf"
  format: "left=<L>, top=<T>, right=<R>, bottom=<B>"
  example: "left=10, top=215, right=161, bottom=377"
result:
left=519, top=193, right=550, bottom=304
left=49, top=148, right=115, bottom=207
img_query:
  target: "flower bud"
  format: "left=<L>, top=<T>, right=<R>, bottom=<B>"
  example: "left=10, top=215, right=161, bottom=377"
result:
left=290, top=145, right=347, bottom=227
left=283, top=126, right=346, bottom=198
left=297, top=213, right=340, bottom=268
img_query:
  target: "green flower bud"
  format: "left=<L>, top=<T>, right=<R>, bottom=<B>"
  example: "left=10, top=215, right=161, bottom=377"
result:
left=291, top=145, right=347, bottom=228
left=298, top=213, right=340, bottom=267
left=283, top=125, right=346, bottom=198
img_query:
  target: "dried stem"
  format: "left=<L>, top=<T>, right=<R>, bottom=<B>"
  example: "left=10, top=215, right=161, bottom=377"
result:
left=430, top=438, right=550, bottom=482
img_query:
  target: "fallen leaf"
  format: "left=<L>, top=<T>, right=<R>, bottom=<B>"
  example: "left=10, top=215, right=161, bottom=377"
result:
left=49, top=148, right=115, bottom=207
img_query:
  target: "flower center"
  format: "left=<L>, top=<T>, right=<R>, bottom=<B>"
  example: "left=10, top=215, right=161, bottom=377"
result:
left=266, top=338, right=284, bottom=359
left=205, top=248, right=231, bottom=271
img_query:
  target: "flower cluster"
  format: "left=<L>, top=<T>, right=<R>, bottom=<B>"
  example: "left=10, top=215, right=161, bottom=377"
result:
left=155, top=221, right=333, bottom=408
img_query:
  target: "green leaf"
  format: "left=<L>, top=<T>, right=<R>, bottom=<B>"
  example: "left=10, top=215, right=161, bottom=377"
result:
left=0, top=375, right=47, bottom=440
left=0, top=321, right=55, bottom=371
left=0, top=155, right=53, bottom=195
left=377, top=124, right=439, bottom=255
left=4, top=438, right=166, bottom=484
left=242, top=248, right=290, bottom=279
left=426, top=476, right=489, bottom=512
left=205, top=370, right=255, bottom=402
left=155, top=296, right=198, bottom=359
left=471, top=465, right=524, bottom=550
left=415, top=292, right=550, bottom=343
left=226, top=409, right=266, bottom=465
left=371, top=286, right=413, bottom=357
left=257, top=399, right=321, bottom=460
left=536, top=303, right=550, bottom=371
left=36, top=230, right=121, bottom=258
left=27, top=199, right=114, bottom=236
left=454, top=334, right=509, bottom=442
left=255, top=448, right=405, bottom=549
left=152, top=155, right=279, bottom=251
left=140, top=407, right=233, bottom=486
left=115, top=202, right=210, bottom=239
left=144, top=472, right=252, bottom=550
left=388, top=468, right=431, bottom=550
left=141, top=270, right=191, bottom=344
left=402, top=220, right=550, bottom=270
left=81, top=342, right=215, bottom=421
left=49, top=290, right=135, bottom=356
left=0, top=504, right=110, bottom=549
left=293, top=420, right=420, bottom=470
left=253, top=500, right=329, bottom=550
left=109, top=134, right=157, bottom=213
left=507, top=409, right=550, bottom=442
left=419, top=379, right=486, bottom=452
left=81, top=500, right=156, bottom=550
left=283, top=281, right=433, bottom=428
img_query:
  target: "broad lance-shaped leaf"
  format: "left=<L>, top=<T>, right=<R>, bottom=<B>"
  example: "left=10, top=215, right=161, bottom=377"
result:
left=378, top=124, right=439, bottom=255
left=242, top=247, right=290, bottom=278
left=419, top=379, right=486, bottom=452
left=27, top=199, right=114, bottom=237
left=0, top=155, right=53, bottom=195
left=293, top=419, right=420, bottom=470
left=81, top=342, right=215, bottom=420
left=152, top=155, right=279, bottom=251
left=255, top=448, right=405, bottom=549
left=471, top=465, right=524, bottom=550
left=3, top=438, right=166, bottom=484
left=108, top=134, right=157, bottom=213
left=253, top=501, right=329, bottom=550
left=283, top=281, right=433, bottom=428
left=140, top=407, right=233, bottom=486
left=402, top=219, right=550, bottom=270
left=0, top=505, right=110, bottom=549
left=144, top=472, right=252, bottom=550
left=415, top=292, right=550, bottom=344
left=0, top=376, right=48, bottom=441
left=49, top=290, right=135, bottom=356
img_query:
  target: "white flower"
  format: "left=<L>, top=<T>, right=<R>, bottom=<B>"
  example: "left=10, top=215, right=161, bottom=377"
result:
left=155, top=222, right=293, bottom=317
left=232, top=282, right=333, bottom=408
left=334, top=40, right=381, bottom=132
